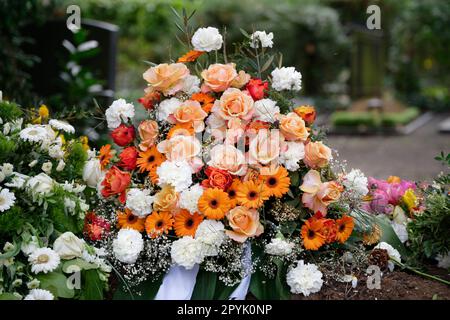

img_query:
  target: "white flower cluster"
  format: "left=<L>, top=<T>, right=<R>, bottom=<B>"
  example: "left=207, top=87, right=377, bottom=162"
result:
left=374, top=242, right=401, bottom=271
left=250, top=30, right=274, bottom=48
left=253, top=99, right=280, bottom=123
left=191, top=27, right=223, bottom=52
left=279, top=141, right=305, bottom=171
left=178, top=183, right=204, bottom=214
left=157, top=160, right=193, bottom=192
left=126, top=188, right=154, bottom=217
left=286, top=260, right=323, bottom=296
left=265, top=238, right=295, bottom=256
left=105, top=98, right=135, bottom=129
left=0, top=187, right=15, bottom=212
left=271, top=67, right=302, bottom=91
left=113, top=228, right=144, bottom=264
left=24, top=289, right=54, bottom=300
left=195, top=220, right=226, bottom=257
left=343, top=169, right=368, bottom=196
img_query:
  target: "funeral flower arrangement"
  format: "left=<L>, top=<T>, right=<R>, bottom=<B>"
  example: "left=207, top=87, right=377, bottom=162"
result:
left=84, top=15, right=381, bottom=299
left=0, top=101, right=110, bottom=300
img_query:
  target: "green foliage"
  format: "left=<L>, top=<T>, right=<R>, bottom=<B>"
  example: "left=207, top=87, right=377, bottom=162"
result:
left=36, top=271, right=75, bottom=299
left=0, top=101, right=23, bottom=122
left=0, top=206, right=25, bottom=239
left=113, top=276, right=164, bottom=300
left=331, top=108, right=420, bottom=128
left=80, top=270, right=105, bottom=300
left=0, top=133, right=17, bottom=163
left=61, top=141, right=88, bottom=180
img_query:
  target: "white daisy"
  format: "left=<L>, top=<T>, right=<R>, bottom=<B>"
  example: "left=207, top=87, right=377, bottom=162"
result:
left=24, top=289, right=54, bottom=300
left=28, top=247, right=61, bottom=274
left=0, top=188, right=15, bottom=212
left=49, top=119, right=75, bottom=134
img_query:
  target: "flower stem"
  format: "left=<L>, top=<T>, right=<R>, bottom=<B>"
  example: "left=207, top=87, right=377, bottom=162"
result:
left=393, top=260, right=450, bottom=286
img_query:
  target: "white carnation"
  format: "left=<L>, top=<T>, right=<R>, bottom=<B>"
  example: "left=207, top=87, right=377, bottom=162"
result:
left=28, top=247, right=60, bottom=274
left=105, top=98, right=135, bottom=129
left=343, top=169, right=368, bottom=196
left=49, top=119, right=75, bottom=134
left=157, top=97, right=182, bottom=122
left=0, top=188, right=15, bottom=212
left=157, top=160, right=193, bottom=192
left=113, top=228, right=144, bottom=264
left=182, top=75, right=201, bottom=95
left=126, top=188, right=154, bottom=217
left=250, top=30, right=274, bottom=48
left=195, top=220, right=226, bottom=257
left=179, top=183, right=204, bottom=214
left=191, top=27, right=223, bottom=52
left=286, top=260, right=323, bottom=296
left=265, top=238, right=295, bottom=256
left=374, top=242, right=401, bottom=271
left=24, top=289, right=54, bottom=300
left=171, top=236, right=205, bottom=269
left=279, top=141, right=305, bottom=171
left=253, top=99, right=280, bottom=123
left=271, top=67, right=302, bottom=91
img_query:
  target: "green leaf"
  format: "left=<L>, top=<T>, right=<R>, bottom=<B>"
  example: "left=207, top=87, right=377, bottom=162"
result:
left=289, top=171, right=300, bottom=187
left=62, top=258, right=98, bottom=273
left=80, top=270, right=104, bottom=300
left=250, top=257, right=290, bottom=300
left=375, top=216, right=409, bottom=258
left=191, top=269, right=217, bottom=300
left=261, top=55, right=275, bottom=73
left=113, top=276, right=163, bottom=300
left=239, top=28, right=250, bottom=38
left=0, top=293, right=21, bottom=300
left=37, top=271, right=75, bottom=299
left=213, top=280, right=239, bottom=300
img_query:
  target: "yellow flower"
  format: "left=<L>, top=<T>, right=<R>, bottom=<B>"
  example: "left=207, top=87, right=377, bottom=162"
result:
left=402, top=188, right=418, bottom=211
left=80, top=136, right=89, bottom=151
left=39, top=105, right=49, bottom=118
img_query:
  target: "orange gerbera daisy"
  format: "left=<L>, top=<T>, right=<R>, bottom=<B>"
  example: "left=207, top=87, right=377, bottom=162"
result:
left=137, top=145, right=165, bottom=173
left=236, top=180, right=269, bottom=209
left=117, top=208, right=145, bottom=232
left=174, top=210, right=203, bottom=237
left=177, top=50, right=205, bottom=63
left=191, top=92, right=215, bottom=113
left=301, top=219, right=326, bottom=250
left=335, top=215, right=354, bottom=243
left=227, top=179, right=241, bottom=208
left=145, top=211, right=174, bottom=238
left=167, top=122, right=195, bottom=139
left=260, top=166, right=291, bottom=198
left=198, top=188, right=231, bottom=220
left=148, top=165, right=159, bottom=184
left=99, top=144, right=113, bottom=169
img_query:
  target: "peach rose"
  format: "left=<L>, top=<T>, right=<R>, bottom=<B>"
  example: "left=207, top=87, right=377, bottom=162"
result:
left=201, top=63, right=238, bottom=92
left=304, top=141, right=332, bottom=169
left=300, top=170, right=342, bottom=214
left=138, top=120, right=159, bottom=151
left=153, top=185, right=179, bottom=212
left=208, top=144, right=247, bottom=176
left=212, top=88, right=254, bottom=122
left=248, top=129, right=285, bottom=165
left=157, top=135, right=202, bottom=171
left=231, top=70, right=251, bottom=88
left=143, top=63, right=189, bottom=96
left=279, top=112, right=309, bottom=141
left=294, top=105, right=316, bottom=125
left=172, top=100, right=208, bottom=132
left=225, top=206, right=264, bottom=242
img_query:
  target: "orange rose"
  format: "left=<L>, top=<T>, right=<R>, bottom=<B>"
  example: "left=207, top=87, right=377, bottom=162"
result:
left=304, top=141, right=332, bottom=169
left=138, top=120, right=159, bottom=151
left=153, top=185, right=179, bottom=212
left=143, top=63, right=189, bottom=96
left=294, top=105, right=316, bottom=125
left=201, top=166, right=233, bottom=190
left=201, top=63, right=238, bottom=92
left=317, top=181, right=343, bottom=207
left=225, top=206, right=264, bottom=242
left=231, top=70, right=251, bottom=89
left=212, top=88, right=254, bottom=122
left=279, top=112, right=309, bottom=141
left=101, top=166, right=131, bottom=203
left=173, top=100, right=208, bottom=132
left=157, top=135, right=202, bottom=163
left=208, top=144, right=247, bottom=176
left=248, top=129, right=285, bottom=165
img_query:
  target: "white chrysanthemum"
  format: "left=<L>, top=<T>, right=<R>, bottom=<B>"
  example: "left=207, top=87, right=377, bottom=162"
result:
left=286, top=260, right=323, bottom=296
left=171, top=236, right=205, bottom=269
left=0, top=188, right=15, bottom=212
left=374, top=242, right=401, bottom=271
left=182, top=75, right=201, bottom=95
left=49, top=119, right=75, bottom=134
left=179, top=184, right=204, bottom=214
left=156, top=97, right=182, bottom=122
left=24, top=289, right=54, bottom=300
left=195, top=220, right=226, bottom=256
left=125, top=188, right=154, bottom=217
left=343, top=169, right=368, bottom=196
left=391, top=222, right=408, bottom=243
left=253, top=99, right=280, bottom=123
left=191, top=27, right=223, bottom=52
left=271, top=67, right=302, bottom=91
left=28, top=247, right=60, bottom=274
left=250, top=30, right=274, bottom=48
left=436, top=253, right=450, bottom=269
left=1, top=163, right=13, bottom=176
left=19, top=125, right=50, bottom=143
left=157, top=160, right=193, bottom=192
left=279, top=141, right=305, bottom=171
left=113, top=228, right=144, bottom=264
left=265, top=238, right=295, bottom=256
left=105, top=98, right=135, bottom=129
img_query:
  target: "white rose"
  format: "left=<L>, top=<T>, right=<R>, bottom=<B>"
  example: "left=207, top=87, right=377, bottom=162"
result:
left=26, top=173, right=54, bottom=195
left=82, top=158, right=103, bottom=188
left=53, top=232, right=85, bottom=260
left=254, top=99, right=280, bottom=123
left=191, top=27, right=223, bottom=52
